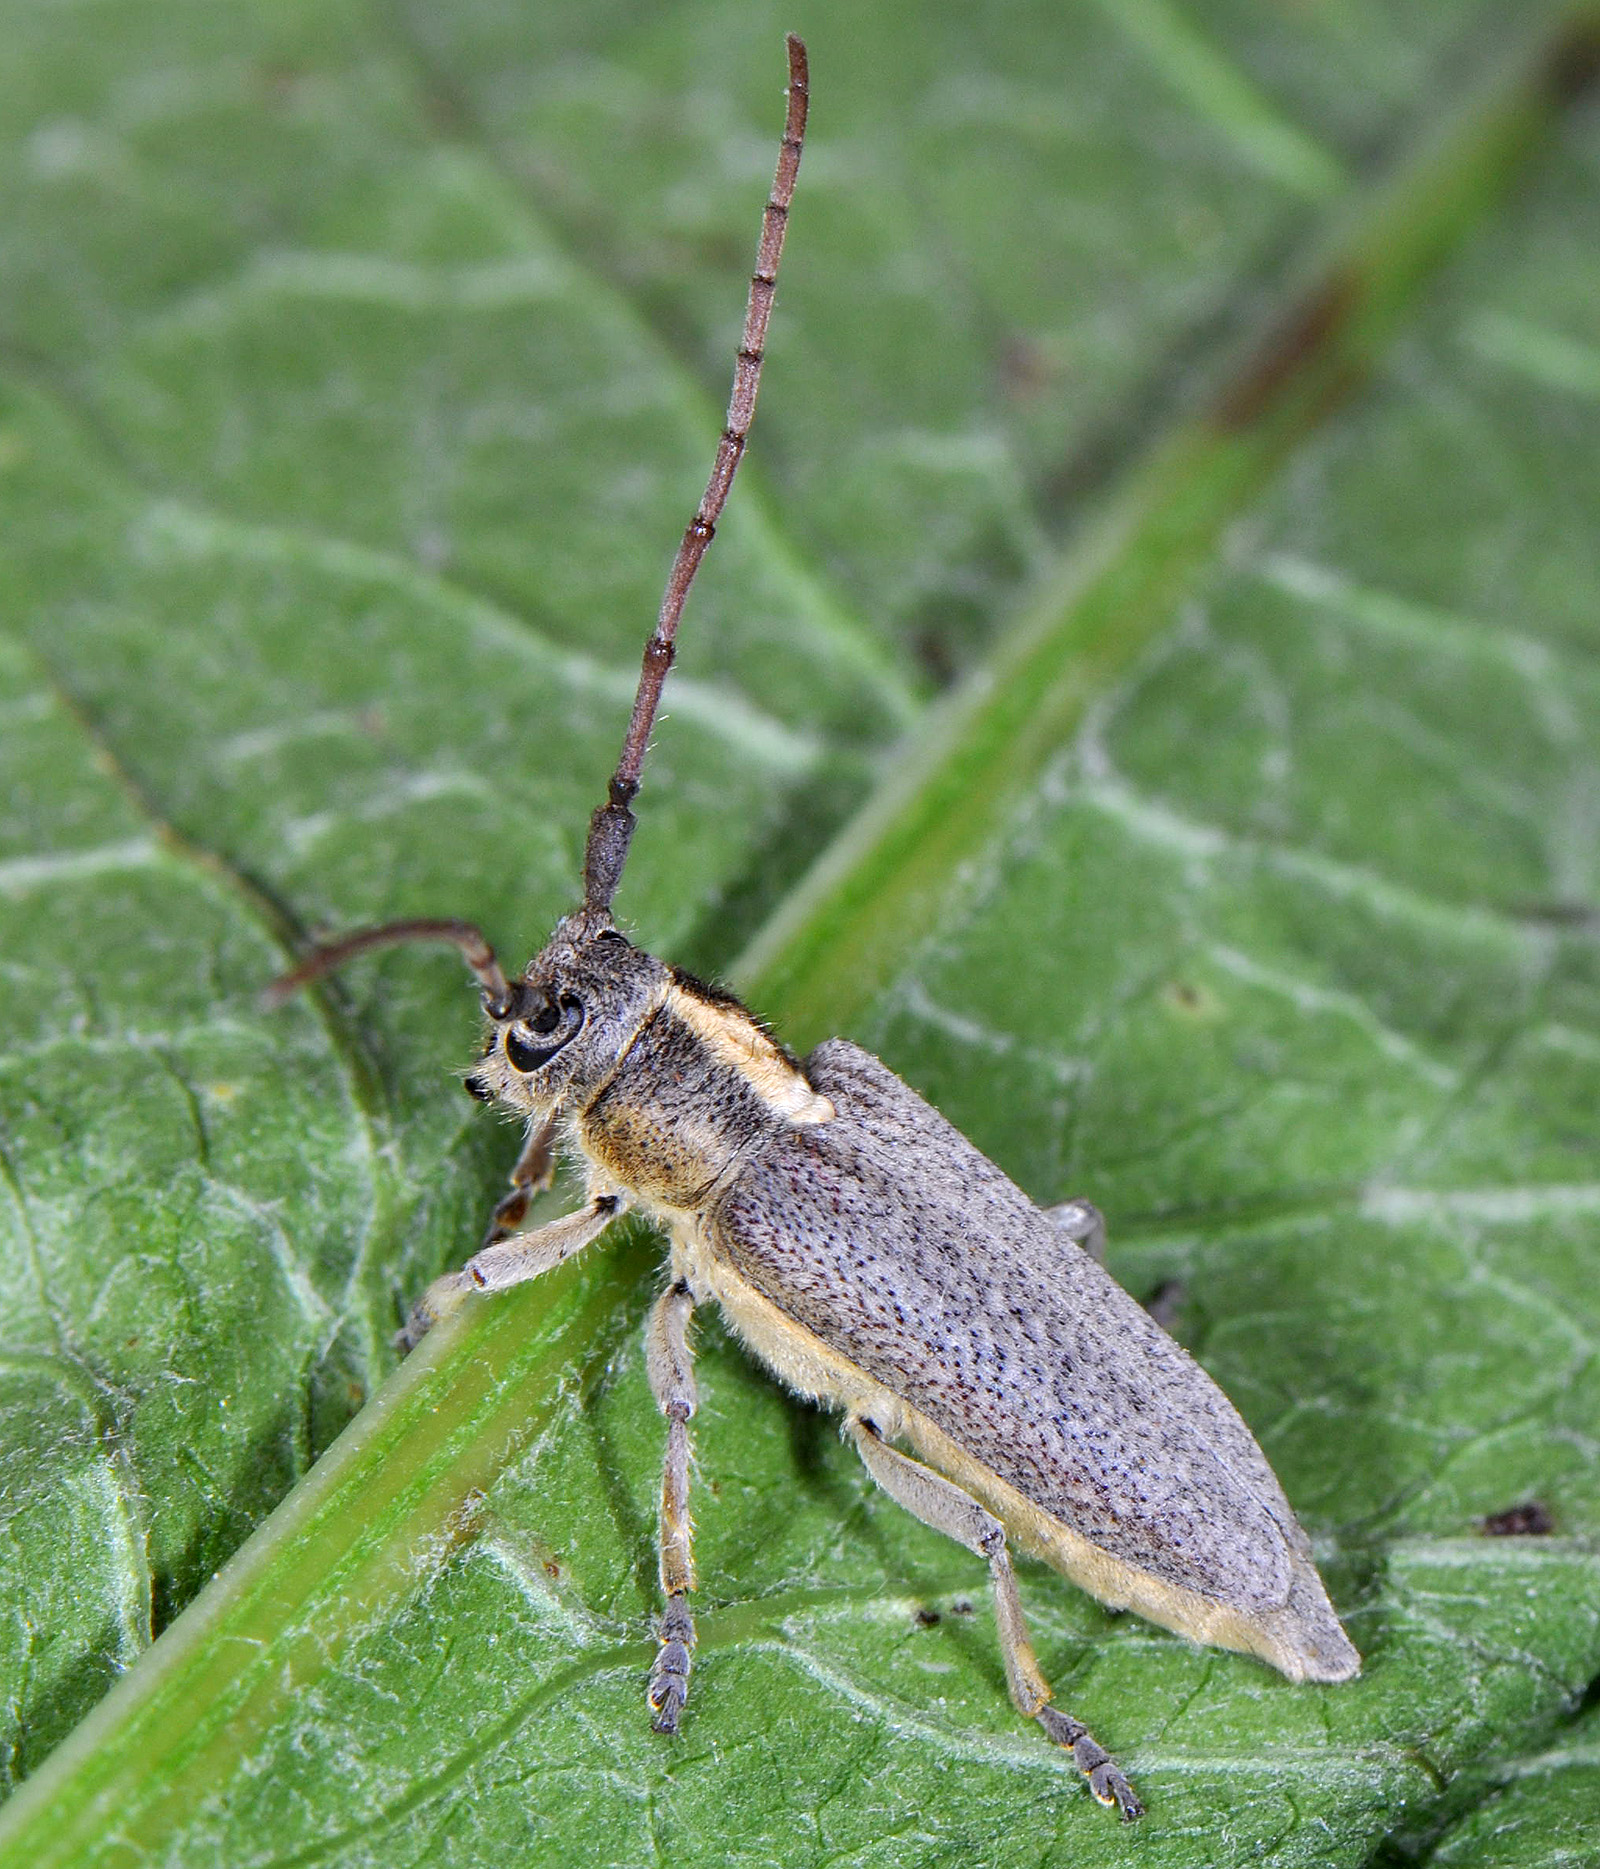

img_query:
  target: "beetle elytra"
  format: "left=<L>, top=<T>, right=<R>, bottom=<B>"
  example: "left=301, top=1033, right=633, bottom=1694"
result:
left=272, top=35, right=1359, bottom=1821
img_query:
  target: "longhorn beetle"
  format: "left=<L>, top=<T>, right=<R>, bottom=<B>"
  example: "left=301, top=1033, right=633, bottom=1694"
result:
left=270, top=35, right=1359, bottom=1820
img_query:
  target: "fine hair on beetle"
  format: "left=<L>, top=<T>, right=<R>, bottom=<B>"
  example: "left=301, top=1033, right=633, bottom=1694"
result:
left=270, top=35, right=1360, bottom=1823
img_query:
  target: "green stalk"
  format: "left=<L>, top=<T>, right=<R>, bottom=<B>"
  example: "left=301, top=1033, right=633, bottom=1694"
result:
left=1, top=10, right=1595, bottom=1864
left=0, top=1241, right=643, bottom=1867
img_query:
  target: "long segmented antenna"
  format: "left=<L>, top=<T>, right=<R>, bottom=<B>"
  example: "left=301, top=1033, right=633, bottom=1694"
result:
left=264, top=919, right=514, bottom=1015
left=266, top=39, right=806, bottom=1008
left=583, top=33, right=809, bottom=920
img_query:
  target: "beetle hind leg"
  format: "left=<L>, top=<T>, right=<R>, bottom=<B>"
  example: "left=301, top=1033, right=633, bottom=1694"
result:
left=1046, top=1201, right=1184, bottom=1327
left=847, top=1415, right=1142, bottom=1820
left=1035, top=1706, right=1144, bottom=1819
left=646, top=1277, right=700, bottom=1734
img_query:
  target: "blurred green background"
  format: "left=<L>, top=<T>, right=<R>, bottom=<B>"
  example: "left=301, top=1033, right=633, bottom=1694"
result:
left=1, top=2, right=1599, bottom=1863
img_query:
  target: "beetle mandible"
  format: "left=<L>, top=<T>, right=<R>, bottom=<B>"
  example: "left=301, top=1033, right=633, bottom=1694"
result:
left=271, top=35, right=1359, bottom=1821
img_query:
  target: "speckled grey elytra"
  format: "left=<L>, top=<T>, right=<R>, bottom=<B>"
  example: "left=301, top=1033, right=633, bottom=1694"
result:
left=272, top=37, right=1358, bottom=1824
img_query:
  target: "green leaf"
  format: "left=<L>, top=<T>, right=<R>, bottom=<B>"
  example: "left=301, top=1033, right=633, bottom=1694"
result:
left=3, top=3, right=1600, bottom=1864
left=1412, top=1694, right=1600, bottom=1866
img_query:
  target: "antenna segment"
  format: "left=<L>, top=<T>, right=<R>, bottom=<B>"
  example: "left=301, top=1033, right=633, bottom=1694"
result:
left=267, top=39, right=808, bottom=1010
left=583, top=33, right=809, bottom=920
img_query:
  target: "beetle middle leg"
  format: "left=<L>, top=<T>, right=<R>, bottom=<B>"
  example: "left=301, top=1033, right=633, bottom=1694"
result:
left=847, top=1415, right=1143, bottom=1820
left=1045, top=1199, right=1107, bottom=1263
left=646, top=1276, right=700, bottom=1734
left=1046, top=1202, right=1183, bottom=1325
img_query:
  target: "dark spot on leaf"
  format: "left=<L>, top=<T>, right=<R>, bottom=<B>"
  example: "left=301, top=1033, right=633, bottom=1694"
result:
left=1480, top=1500, right=1555, bottom=1536
left=1162, top=980, right=1218, bottom=1020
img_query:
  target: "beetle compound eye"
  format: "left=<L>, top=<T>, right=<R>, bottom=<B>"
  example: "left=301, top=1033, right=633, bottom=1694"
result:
left=504, top=1027, right=555, bottom=1072
left=503, top=995, right=585, bottom=1073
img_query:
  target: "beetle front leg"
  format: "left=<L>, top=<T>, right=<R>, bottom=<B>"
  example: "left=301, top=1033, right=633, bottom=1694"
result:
left=847, top=1416, right=1143, bottom=1820
left=397, top=1191, right=625, bottom=1353
left=646, top=1277, right=700, bottom=1733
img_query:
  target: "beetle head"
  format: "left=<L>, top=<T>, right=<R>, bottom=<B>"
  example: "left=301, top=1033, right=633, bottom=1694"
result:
left=463, top=915, right=669, bottom=1120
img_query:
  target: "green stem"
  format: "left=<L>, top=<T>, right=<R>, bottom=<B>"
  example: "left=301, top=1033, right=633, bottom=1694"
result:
left=1, top=10, right=1596, bottom=1865
left=0, top=1239, right=645, bottom=1867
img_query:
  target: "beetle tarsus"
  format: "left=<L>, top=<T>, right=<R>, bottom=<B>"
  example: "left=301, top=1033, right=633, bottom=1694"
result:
left=1037, top=1705, right=1143, bottom=1820
left=649, top=1593, right=695, bottom=1733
